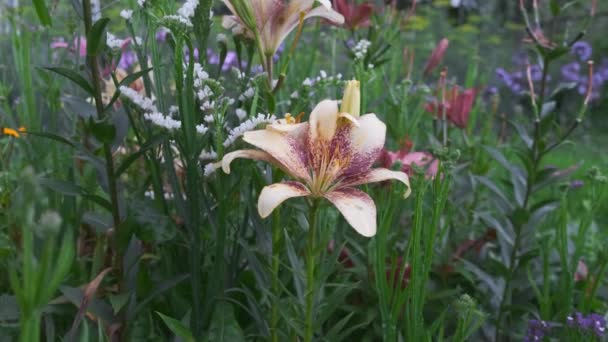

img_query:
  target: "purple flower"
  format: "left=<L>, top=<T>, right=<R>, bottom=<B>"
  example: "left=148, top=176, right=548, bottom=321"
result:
left=571, top=41, right=592, bottom=62
left=118, top=50, right=137, bottom=70
left=524, top=319, right=551, bottom=342
left=529, top=64, right=543, bottom=81
left=567, top=312, right=607, bottom=338
left=184, top=46, right=199, bottom=63
left=495, top=68, right=513, bottom=87
left=156, top=28, right=168, bottom=42
left=561, top=62, right=581, bottom=82
left=570, top=180, right=584, bottom=189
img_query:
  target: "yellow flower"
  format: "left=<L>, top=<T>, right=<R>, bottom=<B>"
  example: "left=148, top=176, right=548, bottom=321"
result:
left=2, top=127, right=25, bottom=138
left=220, top=82, right=410, bottom=237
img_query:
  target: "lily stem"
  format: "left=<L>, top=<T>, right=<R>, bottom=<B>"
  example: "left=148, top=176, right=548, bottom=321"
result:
left=304, top=199, right=320, bottom=342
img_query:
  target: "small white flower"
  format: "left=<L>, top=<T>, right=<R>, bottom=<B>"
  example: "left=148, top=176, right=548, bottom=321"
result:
left=137, top=0, right=146, bottom=7
left=204, top=163, right=217, bottom=177
left=290, top=91, right=299, bottom=99
left=199, top=149, right=218, bottom=160
left=302, top=78, right=314, bottom=87
left=204, top=114, right=214, bottom=123
left=196, top=124, right=209, bottom=134
left=235, top=108, right=247, bottom=120
left=177, top=0, right=199, bottom=19
left=120, top=9, right=133, bottom=20
left=320, top=70, right=327, bottom=78
left=106, top=33, right=126, bottom=49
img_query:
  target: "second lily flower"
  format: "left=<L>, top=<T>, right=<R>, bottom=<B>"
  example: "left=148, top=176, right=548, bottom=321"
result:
left=220, top=80, right=411, bottom=237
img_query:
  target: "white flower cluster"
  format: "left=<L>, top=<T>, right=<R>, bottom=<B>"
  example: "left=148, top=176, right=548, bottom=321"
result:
left=144, top=112, right=182, bottom=130
left=199, top=148, right=217, bottom=160
left=238, top=87, right=255, bottom=101
left=223, top=114, right=276, bottom=147
left=107, top=33, right=127, bottom=49
left=302, top=70, right=343, bottom=87
left=163, top=0, right=199, bottom=28
left=120, top=9, right=133, bottom=20
left=193, top=63, right=209, bottom=87
left=352, top=39, right=371, bottom=61
left=163, top=15, right=193, bottom=28
left=177, top=0, right=199, bottom=20
left=120, top=86, right=182, bottom=131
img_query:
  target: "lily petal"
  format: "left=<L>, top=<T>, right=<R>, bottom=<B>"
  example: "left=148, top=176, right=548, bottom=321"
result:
left=221, top=149, right=277, bottom=174
left=258, top=181, right=311, bottom=218
left=343, top=168, right=411, bottom=198
left=243, top=124, right=311, bottom=182
left=339, top=113, right=386, bottom=177
left=325, top=187, right=376, bottom=237
left=309, top=99, right=339, bottom=142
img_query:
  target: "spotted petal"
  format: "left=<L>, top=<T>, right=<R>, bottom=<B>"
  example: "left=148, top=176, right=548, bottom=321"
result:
left=325, top=187, right=377, bottom=237
left=338, top=113, right=386, bottom=177
left=342, top=168, right=411, bottom=198
left=243, top=123, right=311, bottom=182
left=258, top=181, right=311, bottom=218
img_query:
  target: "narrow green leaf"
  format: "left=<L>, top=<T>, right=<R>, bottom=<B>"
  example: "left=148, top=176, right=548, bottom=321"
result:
left=87, top=18, right=110, bottom=57
left=32, top=0, right=52, bottom=26
left=156, top=312, right=195, bottom=342
left=41, top=67, right=95, bottom=96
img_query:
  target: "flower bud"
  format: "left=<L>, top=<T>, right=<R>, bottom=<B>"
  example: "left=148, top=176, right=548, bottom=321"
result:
left=340, top=80, right=360, bottom=117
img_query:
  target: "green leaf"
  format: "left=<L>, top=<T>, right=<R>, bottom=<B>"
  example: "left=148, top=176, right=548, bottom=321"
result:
left=115, top=134, right=166, bottom=177
left=109, top=293, right=130, bottom=314
left=24, top=131, right=78, bottom=148
left=41, top=67, right=95, bottom=96
left=88, top=118, right=116, bottom=144
left=87, top=18, right=110, bottom=57
left=206, top=302, right=245, bottom=342
left=550, top=0, right=560, bottom=16
left=156, top=312, right=195, bottom=342
left=32, top=0, right=52, bottom=26
left=39, top=178, right=112, bottom=211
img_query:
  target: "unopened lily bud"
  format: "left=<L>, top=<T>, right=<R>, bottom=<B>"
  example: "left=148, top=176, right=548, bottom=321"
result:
left=340, top=80, right=360, bottom=117
left=423, top=38, right=449, bottom=77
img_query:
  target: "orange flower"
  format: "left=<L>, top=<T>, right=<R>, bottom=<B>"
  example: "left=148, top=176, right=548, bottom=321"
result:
left=2, top=127, right=25, bottom=138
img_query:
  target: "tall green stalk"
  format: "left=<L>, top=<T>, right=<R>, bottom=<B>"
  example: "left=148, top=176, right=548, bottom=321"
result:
left=304, top=199, right=320, bottom=342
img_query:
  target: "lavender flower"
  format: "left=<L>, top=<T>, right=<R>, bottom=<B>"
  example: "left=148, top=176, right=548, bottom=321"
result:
left=567, top=312, right=607, bottom=338
left=118, top=50, right=137, bottom=70
left=571, top=41, right=592, bottom=62
left=495, top=68, right=513, bottom=87
left=570, top=180, right=584, bottom=189
left=561, top=62, right=581, bottom=82
left=524, top=319, right=551, bottom=342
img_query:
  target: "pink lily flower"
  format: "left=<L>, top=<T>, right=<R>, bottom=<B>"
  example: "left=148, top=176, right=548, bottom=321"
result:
left=222, top=0, right=344, bottom=58
left=425, top=86, right=477, bottom=129
left=220, top=81, right=410, bottom=237
left=378, top=143, right=439, bottom=179
left=332, top=0, right=374, bottom=30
